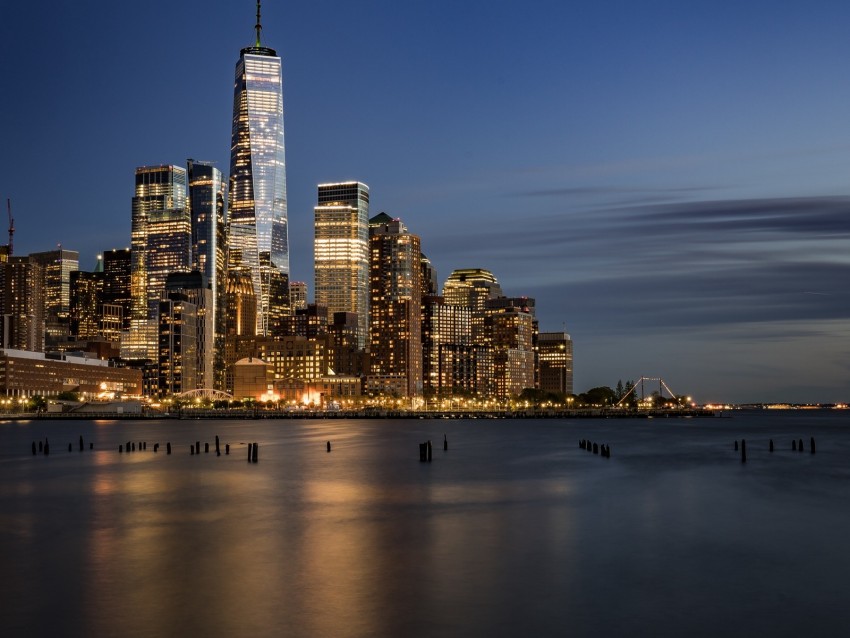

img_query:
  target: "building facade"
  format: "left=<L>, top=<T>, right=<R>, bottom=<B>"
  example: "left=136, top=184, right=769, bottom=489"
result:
left=29, top=249, right=79, bottom=347
left=126, top=165, right=188, bottom=361
left=537, top=331, right=574, bottom=396
left=227, top=15, right=289, bottom=337
left=314, top=182, right=370, bottom=348
left=188, top=160, right=226, bottom=388
left=369, top=214, right=422, bottom=398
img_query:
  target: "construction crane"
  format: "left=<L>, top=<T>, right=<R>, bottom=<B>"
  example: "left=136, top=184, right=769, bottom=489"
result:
left=6, top=198, right=13, bottom=256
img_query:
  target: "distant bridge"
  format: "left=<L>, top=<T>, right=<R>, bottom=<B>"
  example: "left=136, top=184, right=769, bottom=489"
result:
left=616, top=377, right=679, bottom=407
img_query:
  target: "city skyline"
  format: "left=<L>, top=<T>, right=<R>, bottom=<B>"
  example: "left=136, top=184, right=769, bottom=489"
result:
left=2, top=1, right=850, bottom=402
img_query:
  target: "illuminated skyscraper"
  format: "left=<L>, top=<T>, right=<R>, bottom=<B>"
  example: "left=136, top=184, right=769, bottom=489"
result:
left=29, top=248, right=79, bottom=346
left=314, top=182, right=369, bottom=348
left=124, top=165, right=189, bottom=361
left=369, top=214, right=422, bottom=397
left=2, top=256, right=44, bottom=351
left=228, top=3, right=288, bottom=336
left=442, top=268, right=503, bottom=344
left=537, top=331, right=574, bottom=396
left=188, top=160, right=226, bottom=388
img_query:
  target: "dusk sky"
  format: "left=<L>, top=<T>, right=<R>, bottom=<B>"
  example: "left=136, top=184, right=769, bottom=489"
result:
left=2, top=1, right=849, bottom=403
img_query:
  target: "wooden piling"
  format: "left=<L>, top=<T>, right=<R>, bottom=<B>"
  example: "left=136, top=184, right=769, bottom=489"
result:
left=427, top=440, right=433, bottom=461
left=248, top=443, right=253, bottom=461
left=419, top=442, right=427, bottom=462
left=592, top=443, right=599, bottom=454
left=154, top=443, right=159, bottom=452
left=44, top=438, right=49, bottom=455
left=444, top=434, right=448, bottom=451
left=734, top=440, right=738, bottom=451
left=326, top=441, right=331, bottom=452
left=32, top=442, right=36, bottom=455
left=39, top=441, right=43, bottom=452
left=205, top=442, right=209, bottom=453
left=215, top=435, right=220, bottom=454
left=225, top=444, right=230, bottom=455
left=191, top=445, right=195, bottom=455
left=741, top=439, right=747, bottom=463
left=798, top=438, right=804, bottom=452
left=792, top=440, right=797, bottom=451
left=166, top=442, right=172, bottom=454
left=810, top=437, right=816, bottom=454
left=89, top=443, right=93, bottom=450
left=252, top=442, right=258, bottom=463
left=79, top=435, right=83, bottom=452
left=119, top=444, right=123, bottom=453
left=68, top=443, right=72, bottom=452
left=769, top=439, right=774, bottom=452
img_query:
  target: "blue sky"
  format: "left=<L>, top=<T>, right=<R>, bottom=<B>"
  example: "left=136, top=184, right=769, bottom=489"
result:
left=2, top=1, right=850, bottom=403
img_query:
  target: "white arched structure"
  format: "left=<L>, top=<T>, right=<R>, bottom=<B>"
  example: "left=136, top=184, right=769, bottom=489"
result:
left=177, top=389, right=235, bottom=401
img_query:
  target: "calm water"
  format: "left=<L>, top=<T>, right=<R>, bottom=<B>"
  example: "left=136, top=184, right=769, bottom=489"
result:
left=2, top=411, right=850, bottom=637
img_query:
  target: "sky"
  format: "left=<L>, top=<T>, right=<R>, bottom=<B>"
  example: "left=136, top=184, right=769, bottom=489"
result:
left=2, top=0, right=850, bottom=403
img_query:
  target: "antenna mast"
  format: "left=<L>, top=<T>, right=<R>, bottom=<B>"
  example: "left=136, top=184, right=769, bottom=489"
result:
left=6, top=199, right=13, bottom=256
left=255, top=0, right=262, bottom=47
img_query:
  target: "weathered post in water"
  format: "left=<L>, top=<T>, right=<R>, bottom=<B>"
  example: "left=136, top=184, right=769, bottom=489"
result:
left=769, top=439, right=774, bottom=452
left=326, top=441, right=331, bottom=452
left=741, top=439, right=747, bottom=463
left=225, top=444, right=230, bottom=455
left=44, top=439, right=49, bottom=455
left=444, top=434, right=448, bottom=451
left=215, top=435, right=220, bottom=455
left=119, top=444, right=123, bottom=453
left=798, top=438, right=804, bottom=452
left=166, top=442, right=172, bottom=454
left=792, top=440, right=797, bottom=451
left=32, top=442, right=36, bottom=455
left=734, top=440, right=738, bottom=451
left=79, top=436, right=83, bottom=452
left=248, top=443, right=253, bottom=461
left=252, top=442, right=258, bottom=463
left=419, top=442, right=428, bottom=462
left=811, top=437, right=816, bottom=454
left=205, top=442, right=209, bottom=453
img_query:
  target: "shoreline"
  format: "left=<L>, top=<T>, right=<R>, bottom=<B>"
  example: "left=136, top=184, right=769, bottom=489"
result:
left=0, top=408, right=718, bottom=421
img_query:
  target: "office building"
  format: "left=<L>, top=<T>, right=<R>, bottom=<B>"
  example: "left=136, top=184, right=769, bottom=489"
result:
left=188, top=160, right=226, bottom=388
left=126, top=165, right=188, bottom=361
left=537, top=331, right=574, bottom=396
left=158, top=291, right=198, bottom=396
left=29, top=249, right=79, bottom=346
left=228, top=6, right=289, bottom=336
left=442, top=268, right=503, bottom=343
left=101, top=249, right=132, bottom=333
left=289, top=281, right=307, bottom=313
left=314, top=181, right=369, bottom=347
left=166, top=271, right=214, bottom=390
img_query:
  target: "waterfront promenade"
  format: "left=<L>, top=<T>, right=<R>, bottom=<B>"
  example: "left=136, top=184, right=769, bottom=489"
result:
left=0, top=407, right=717, bottom=420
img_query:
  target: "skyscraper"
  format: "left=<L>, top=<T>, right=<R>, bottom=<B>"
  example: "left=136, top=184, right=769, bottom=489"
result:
left=188, top=160, right=226, bottom=388
left=228, top=3, right=288, bottom=336
left=29, top=248, right=79, bottom=346
left=125, top=165, right=188, bottom=361
left=369, top=213, right=422, bottom=398
left=314, top=182, right=369, bottom=348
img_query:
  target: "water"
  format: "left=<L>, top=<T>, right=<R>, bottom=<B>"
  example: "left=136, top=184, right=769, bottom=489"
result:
left=2, top=411, right=849, bottom=637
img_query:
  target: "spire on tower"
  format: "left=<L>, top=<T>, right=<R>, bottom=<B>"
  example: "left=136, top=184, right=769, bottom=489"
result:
left=255, top=0, right=263, bottom=47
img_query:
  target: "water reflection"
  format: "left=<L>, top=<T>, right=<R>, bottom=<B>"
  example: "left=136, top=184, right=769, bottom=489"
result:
left=2, top=413, right=850, bottom=637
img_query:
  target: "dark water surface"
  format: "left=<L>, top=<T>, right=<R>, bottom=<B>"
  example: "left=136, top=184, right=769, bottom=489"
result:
left=2, top=411, right=850, bottom=637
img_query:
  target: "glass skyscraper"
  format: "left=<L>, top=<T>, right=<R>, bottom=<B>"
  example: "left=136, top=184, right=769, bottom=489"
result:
left=228, top=12, right=288, bottom=336
left=124, top=164, right=189, bottom=361
left=188, top=159, right=226, bottom=388
left=314, top=182, right=369, bottom=348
